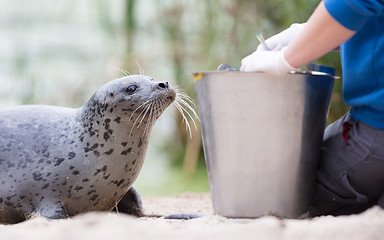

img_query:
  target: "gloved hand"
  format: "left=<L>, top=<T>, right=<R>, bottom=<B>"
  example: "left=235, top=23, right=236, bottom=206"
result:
left=240, top=50, right=297, bottom=75
left=256, top=23, right=305, bottom=52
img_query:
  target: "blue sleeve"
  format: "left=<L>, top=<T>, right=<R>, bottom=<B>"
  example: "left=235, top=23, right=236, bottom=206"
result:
left=324, top=0, right=384, bottom=31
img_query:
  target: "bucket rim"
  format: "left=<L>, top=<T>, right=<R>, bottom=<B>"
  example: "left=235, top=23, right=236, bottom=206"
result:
left=192, top=70, right=338, bottom=81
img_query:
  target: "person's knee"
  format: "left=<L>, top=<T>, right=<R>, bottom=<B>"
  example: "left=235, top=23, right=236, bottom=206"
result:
left=377, top=192, right=384, bottom=209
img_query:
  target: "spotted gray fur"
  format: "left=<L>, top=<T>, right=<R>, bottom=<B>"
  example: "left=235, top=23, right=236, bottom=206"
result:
left=0, top=75, right=176, bottom=223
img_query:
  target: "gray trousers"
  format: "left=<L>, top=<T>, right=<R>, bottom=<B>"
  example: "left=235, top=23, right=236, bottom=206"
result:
left=309, top=113, right=384, bottom=216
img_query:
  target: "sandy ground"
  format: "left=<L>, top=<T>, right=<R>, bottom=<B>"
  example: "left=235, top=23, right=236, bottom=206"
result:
left=0, top=192, right=383, bottom=240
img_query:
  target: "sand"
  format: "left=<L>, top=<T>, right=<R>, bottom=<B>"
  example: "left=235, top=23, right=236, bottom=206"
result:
left=0, top=192, right=383, bottom=240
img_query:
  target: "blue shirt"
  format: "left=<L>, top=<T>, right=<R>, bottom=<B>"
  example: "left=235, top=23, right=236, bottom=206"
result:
left=324, top=0, right=384, bottom=129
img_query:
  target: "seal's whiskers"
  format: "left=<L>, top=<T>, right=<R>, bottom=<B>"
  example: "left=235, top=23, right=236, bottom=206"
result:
left=173, top=87, right=200, bottom=138
left=138, top=102, right=153, bottom=128
left=133, top=105, right=149, bottom=128
left=129, top=99, right=150, bottom=120
left=142, top=97, right=167, bottom=137
left=143, top=101, right=156, bottom=136
left=176, top=97, right=199, bottom=124
left=157, top=96, right=168, bottom=117
left=129, top=97, right=162, bottom=137
left=175, top=90, right=196, bottom=106
left=129, top=100, right=151, bottom=135
left=115, top=67, right=132, bottom=76
left=128, top=84, right=199, bottom=139
left=174, top=101, right=194, bottom=137
left=135, top=61, right=145, bottom=76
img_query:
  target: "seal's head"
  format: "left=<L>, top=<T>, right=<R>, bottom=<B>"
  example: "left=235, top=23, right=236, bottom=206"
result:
left=88, top=75, right=175, bottom=118
left=81, top=75, right=177, bottom=136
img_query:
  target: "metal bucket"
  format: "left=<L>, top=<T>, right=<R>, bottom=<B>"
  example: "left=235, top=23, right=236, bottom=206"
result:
left=194, top=69, right=335, bottom=218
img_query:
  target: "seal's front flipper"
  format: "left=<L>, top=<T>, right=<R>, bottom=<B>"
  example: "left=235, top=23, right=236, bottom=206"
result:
left=31, top=199, right=69, bottom=220
left=115, top=187, right=144, bottom=217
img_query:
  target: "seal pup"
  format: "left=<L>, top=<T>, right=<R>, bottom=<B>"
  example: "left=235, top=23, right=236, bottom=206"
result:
left=0, top=75, right=196, bottom=224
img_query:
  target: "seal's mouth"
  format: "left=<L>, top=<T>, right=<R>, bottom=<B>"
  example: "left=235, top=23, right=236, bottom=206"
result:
left=166, top=90, right=176, bottom=102
left=155, top=88, right=176, bottom=107
left=156, top=81, right=176, bottom=103
left=128, top=85, right=176, bottom=135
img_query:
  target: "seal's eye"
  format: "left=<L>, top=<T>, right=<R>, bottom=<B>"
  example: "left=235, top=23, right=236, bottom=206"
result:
left=125, top=85, right=137, bottom=94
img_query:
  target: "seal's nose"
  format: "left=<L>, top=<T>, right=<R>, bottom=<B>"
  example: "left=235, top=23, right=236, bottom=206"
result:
left=157, top=82, right=169, bottom=89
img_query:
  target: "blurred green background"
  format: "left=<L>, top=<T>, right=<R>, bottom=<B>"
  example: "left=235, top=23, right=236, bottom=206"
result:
left=0, top=0, right=348, bottom=197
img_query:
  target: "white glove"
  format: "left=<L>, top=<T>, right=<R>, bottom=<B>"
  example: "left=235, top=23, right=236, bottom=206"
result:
left=240, top=50, right=297, bottom=75
left=256, top=23, right=305, bottom=52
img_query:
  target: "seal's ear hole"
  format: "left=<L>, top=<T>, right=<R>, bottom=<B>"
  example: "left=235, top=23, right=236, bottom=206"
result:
left=109, top=92, right=114, bottom=97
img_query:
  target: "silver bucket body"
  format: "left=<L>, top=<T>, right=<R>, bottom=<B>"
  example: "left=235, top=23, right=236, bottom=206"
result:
left=194, top=71, right=335, bottom=218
